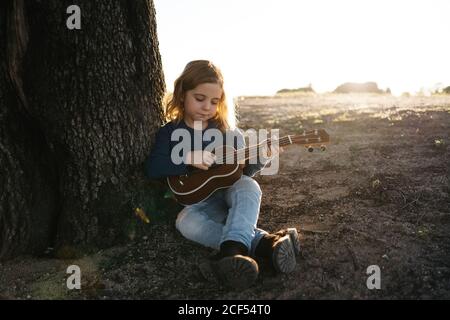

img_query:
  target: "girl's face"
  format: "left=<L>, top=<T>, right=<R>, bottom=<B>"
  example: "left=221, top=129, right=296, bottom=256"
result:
left=182, top=82, right=222, bottom=128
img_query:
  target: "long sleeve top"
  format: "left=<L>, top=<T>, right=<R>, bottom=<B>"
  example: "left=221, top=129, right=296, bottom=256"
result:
left=145, top=119, right=270, bottom=180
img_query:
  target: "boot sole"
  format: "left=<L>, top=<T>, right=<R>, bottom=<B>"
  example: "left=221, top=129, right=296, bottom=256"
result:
left=285, top=228, right=301, bottom=256
left=272, top=235, right=296, bottom=274
left=215, top=255, right=259, bottom=289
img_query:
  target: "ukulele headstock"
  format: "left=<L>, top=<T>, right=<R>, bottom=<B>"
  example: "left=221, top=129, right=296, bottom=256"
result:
left=291, top=129, right=330, bottom=152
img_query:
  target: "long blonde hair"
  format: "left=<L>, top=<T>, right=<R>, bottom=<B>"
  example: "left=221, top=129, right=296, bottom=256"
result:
left=164, top=60, right=230, bottom=133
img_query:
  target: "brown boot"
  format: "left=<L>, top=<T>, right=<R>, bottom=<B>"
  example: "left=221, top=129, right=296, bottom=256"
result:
left=211, top=240, right=259, bottom=290
left=255, top=232, right=297, bottom=274
left=274, top=228, right=301, bottom=256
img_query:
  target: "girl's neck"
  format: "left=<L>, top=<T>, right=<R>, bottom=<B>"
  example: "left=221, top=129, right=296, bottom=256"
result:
left=183, top=118, right=209, bottom=130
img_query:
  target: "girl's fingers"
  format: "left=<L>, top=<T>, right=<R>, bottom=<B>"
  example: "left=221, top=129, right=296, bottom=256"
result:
left=197, top=163, right=209, bottom=170
left=262, top=145, right=271, bottom=157
left=203, top=152, right=216, bottom=163
left=270, top=145, right=279, bottom=156
left=204, top=160, right=212, bottom=167
left=203, top=155, right=215, bottom=166
left=260, top=142, right=284, bottom=159
left=204, top=151, right=216, bottom=159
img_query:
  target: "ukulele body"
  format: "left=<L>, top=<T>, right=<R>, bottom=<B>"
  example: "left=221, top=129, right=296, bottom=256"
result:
left=166, top=145, right=244, bottom=206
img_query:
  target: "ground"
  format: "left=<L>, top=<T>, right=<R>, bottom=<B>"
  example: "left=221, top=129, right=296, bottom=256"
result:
left=1, top=94, right=449, bottom=299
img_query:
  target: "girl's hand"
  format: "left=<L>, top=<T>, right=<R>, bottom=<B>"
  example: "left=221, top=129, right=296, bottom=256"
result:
left=261, top=139, right=284, bottom=160
left=185, top=150, right=216, bottom=170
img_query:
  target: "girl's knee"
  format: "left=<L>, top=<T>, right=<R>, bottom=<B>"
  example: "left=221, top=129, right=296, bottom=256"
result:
left=175, top=209, right=188, bottom=233
left=233, top=175, right=262, bottom=196
left=175, top=208, right=203, bottom=240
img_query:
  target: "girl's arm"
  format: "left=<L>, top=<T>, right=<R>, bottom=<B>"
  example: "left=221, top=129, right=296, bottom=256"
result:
left=145, top=126, right=189, bottom=179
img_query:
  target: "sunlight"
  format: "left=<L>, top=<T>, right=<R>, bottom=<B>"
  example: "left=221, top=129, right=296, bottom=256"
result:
left=155, top=0, right=450, bottom=97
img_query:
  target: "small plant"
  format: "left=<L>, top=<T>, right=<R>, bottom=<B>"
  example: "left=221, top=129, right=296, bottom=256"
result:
left=417, top=228, right=430, bottom=238
left=371, top=179, right=382, bottom=190
left=434, top=138, right=445, bottom=148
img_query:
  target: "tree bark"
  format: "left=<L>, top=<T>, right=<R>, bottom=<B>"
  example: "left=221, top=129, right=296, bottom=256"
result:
left=0, top=0, right=166, bottom=260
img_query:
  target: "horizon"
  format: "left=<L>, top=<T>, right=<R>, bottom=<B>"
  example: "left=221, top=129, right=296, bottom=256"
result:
left=154, top=0, right=450, bottom=98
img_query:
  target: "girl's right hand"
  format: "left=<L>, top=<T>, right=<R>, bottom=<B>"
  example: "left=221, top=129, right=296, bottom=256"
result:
left=185, top=150, right=216, bottom=170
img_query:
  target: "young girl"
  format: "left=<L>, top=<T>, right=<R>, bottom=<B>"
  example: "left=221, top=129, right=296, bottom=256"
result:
left=145, top=60, right=301, bottom=289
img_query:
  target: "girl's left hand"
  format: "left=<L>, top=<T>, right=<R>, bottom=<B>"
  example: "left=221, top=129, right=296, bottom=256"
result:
left=261, top=140, right=284, bottom=159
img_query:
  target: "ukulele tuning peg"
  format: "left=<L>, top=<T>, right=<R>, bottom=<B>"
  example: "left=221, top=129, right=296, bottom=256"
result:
left=307, top=146, right=314, bottom=153
left=320, top=145, right=327, bottom=152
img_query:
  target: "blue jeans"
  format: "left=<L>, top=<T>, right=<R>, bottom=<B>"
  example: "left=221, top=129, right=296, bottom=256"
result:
left=175, top=175, right=268, bottom=256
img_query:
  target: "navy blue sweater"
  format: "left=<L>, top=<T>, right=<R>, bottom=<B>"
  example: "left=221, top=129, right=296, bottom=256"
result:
left=145, top=119, right=268, bottom=180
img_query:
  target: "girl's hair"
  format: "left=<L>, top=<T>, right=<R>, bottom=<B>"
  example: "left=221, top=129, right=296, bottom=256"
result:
left=164, top=60, right=230, bottom=133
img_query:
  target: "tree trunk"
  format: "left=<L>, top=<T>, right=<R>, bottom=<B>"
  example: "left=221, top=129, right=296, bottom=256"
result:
left=0, top=0, right=166, bottom=260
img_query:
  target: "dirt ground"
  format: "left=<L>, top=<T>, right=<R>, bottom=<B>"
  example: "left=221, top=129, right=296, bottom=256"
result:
left=1, top=93, right=449, bottom=299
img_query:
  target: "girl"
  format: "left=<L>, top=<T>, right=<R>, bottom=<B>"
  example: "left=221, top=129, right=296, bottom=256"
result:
left=145, top=60, right=301, bottom=289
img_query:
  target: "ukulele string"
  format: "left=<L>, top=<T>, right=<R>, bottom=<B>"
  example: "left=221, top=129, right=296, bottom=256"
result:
left=222, top=135, right=322, bottom=164
left=218, top=134, right=322, bottom=164
left=219, top=136, right=289, bottom=164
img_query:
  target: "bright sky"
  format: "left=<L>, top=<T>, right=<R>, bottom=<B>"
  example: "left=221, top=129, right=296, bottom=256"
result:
left=154, top=0, right=450, bottom=97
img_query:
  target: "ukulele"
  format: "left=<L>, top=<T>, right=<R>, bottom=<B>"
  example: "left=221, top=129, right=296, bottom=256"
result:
left=167, top=129, right=330, bottom=205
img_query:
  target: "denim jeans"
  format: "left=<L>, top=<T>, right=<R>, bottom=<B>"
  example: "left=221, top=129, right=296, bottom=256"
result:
left=175, top=175, right=268, bottom=256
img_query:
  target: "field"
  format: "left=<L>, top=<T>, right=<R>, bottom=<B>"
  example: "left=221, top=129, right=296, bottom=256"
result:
left=1, top=94, right=449, bottom=299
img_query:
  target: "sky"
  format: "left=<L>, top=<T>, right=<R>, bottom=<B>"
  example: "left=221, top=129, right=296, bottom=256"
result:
left=154, top=0, right=450, bottom=97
